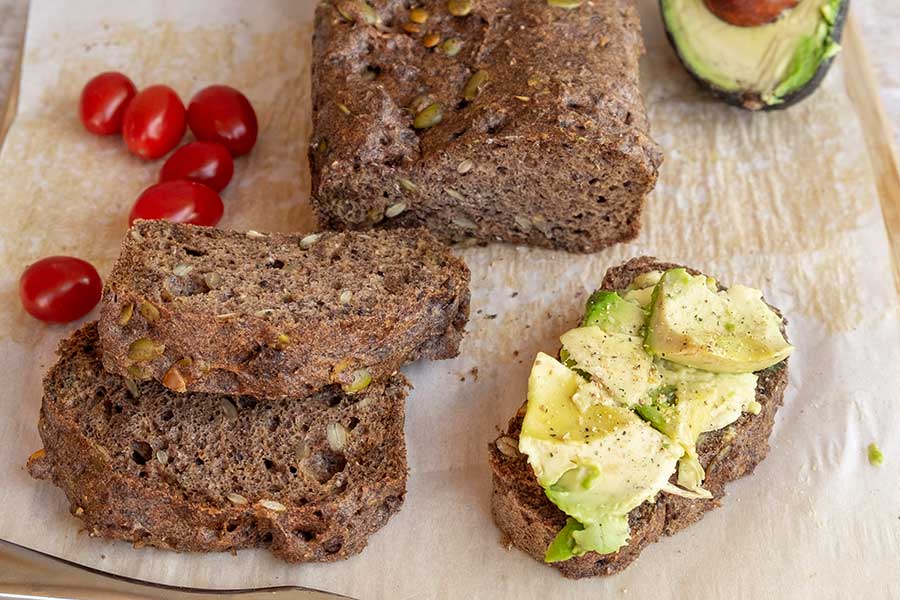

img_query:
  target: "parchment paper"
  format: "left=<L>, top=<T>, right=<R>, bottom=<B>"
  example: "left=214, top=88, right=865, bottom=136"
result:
left=1, top=1, right=898, bottom=598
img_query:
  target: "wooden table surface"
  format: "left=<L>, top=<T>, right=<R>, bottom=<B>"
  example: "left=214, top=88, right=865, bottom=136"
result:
left=4, top=0, right=897, bottom=146
left=0, top=0, right=25, bottom=118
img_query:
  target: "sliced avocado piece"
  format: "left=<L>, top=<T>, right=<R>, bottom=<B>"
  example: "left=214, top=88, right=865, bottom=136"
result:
left=660, top=0, right=848, bottom=110
left=545, top=518, right=584, bottom=563
left=622, top=286, right=655, bottom=310
left=634, top=384, right=677, bottom=431
left=645, top=269, right=793, bottom=373
left=571, top=515, right=631, bottom=556
left=561, top=326, right=662, bottom=408
left=642, top=361, right=758, bottom=493
left=662, top=362, right=760, bottom=432
left=627, top=271, right=664, bottom=292
left=519, top=353, right=682, bottom=559
left=520, top=353, right=647, bottom=486
left=570, top=380, right=611, bottom=414
left=545, top=514, right=632, bottom=563
left=622, top=271, right=663, bottom=309
left=582, top=291, right=646, bottom=335
left=543, top=464, right=636, bottom=553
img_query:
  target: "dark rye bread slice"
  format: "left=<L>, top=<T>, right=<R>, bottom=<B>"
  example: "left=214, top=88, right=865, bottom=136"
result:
left=28, top=324, right=407, bottom=562
left=309, top=0, right=662, bottom=253
left=98, top=220, right=469, bottom=399
left=488, top=257, right=790, bottom=578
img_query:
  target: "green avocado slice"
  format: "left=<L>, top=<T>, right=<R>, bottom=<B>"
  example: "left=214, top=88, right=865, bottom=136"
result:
left=645, top=269, right=793, bottom=373
left=519, top=353, right=682, bottom=561
left=637, top=363, right=758, bottom=493
left=545, top=515, right=632, bottom=563
left=582, top=291, right=646, bottom=336
left=545, top=518, right=584, bottom=563
left=621, top=271, right=663, bottom=309
left=561, top=327, right=661, bottom=408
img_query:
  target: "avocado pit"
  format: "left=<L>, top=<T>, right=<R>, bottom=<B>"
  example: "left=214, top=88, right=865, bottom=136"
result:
left=703, top=0, right=800, bottom=27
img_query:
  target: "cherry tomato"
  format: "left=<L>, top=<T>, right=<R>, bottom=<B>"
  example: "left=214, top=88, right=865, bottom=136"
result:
left=19, top=257, right=102, bottom=323
left=122, top=85, right=187, bottom=160
left=159, top=142, right=234, bottom=192
left=129, top=180, right=224, bottom=227
left=79, top=72, right=137, bottom=135
left=187, top=85, right=258, bottom=157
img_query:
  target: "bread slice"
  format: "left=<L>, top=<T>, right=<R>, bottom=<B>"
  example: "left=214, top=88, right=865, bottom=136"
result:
left=488, top=257, right=789, bottom=578
left=97, top=220, right=470, bottom=399
left=28, top=323, right=408, bottom=562
left=309, top=0, right=662, bottom=253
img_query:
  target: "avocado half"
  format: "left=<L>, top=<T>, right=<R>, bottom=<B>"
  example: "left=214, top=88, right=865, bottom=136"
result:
left=660, top=0, right=849, bottom=110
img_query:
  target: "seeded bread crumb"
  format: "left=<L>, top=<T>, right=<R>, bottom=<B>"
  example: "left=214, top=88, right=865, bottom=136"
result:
left=29, top=324, right=408, bottom=562
left=309, top=0, right=662, bottom=253
left=98, top=220, right=470, bottom=399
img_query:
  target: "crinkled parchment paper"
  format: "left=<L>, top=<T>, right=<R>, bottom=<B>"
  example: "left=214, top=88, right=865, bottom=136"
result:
left=0, top=0, right=898, bottom=597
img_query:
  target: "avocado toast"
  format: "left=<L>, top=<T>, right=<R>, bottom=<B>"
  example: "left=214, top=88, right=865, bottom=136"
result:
left=489, top=257, right=792, bottom=578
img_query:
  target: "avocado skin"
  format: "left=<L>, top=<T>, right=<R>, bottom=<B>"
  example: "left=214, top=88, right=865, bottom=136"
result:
left=660, top=0, right=850, bottom=111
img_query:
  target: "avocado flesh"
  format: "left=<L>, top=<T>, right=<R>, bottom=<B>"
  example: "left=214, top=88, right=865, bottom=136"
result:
left=561, top=327, right=661, bottom=408
left=661, top=0, right=843, bottom=107
left=640, top=362, right=758, bottom=493
left=645, top=269, right=793, bottom=373
left=622, top=271, right=663, bottom=309
left=519, top=353, right=682, bottom=561
left=567, top=292, right=656, bottom=408
left=545, top=516, right=632, bottom=563
left=582, top=291, right=646, bottom=335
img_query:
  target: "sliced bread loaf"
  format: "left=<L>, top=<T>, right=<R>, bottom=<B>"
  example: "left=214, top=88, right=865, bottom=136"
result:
left=98, top=220, right=470, bottom=399
left=488, top=257, right=789, bottom=578
left=28, top=323, right=408, bottom=562
left=309, top=0, right=662, bottom=253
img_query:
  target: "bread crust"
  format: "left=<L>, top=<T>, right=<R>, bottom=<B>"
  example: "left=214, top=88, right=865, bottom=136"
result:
left=488, top=257, right=790, bottom=578
left=309, top=0, right=662, bottom=253
left=29, top=324, right=408, bottom=562
left=98, top=221, right=470, bottom=399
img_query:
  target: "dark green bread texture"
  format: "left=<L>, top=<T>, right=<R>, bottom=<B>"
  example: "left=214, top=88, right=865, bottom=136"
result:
left=98, top=220, right=469, bottom=399
left=661, top=0, right=850, bottom=111
left=310, top=0, right=662, bottom=253
left=28, top=324, right=408, bottom=562
left=489, top=257, right=790, bottom=578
